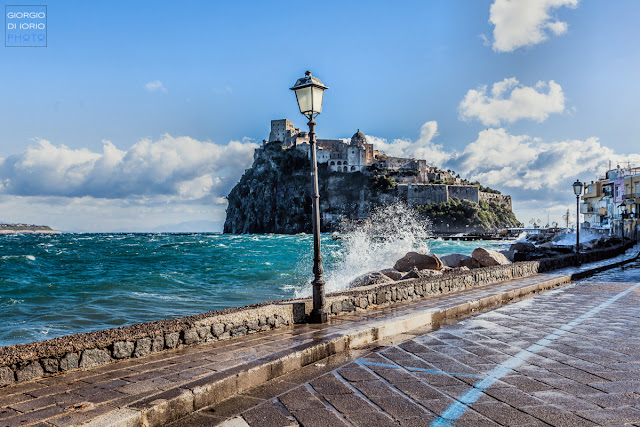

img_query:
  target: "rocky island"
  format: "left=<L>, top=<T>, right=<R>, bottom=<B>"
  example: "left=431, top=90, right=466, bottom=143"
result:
left=224, top=120, right=521, bottom=234
left=0, top=223, right=60, bottom=234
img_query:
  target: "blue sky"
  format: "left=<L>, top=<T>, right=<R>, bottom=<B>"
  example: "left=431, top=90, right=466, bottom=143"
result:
left=1, top=0, right=639, bottom=231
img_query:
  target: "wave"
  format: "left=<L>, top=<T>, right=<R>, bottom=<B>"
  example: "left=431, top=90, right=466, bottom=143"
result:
left=1, top=254, right=36, bottom=261
left=294, top=202, right=431, bottom=297
left=131, top=292, right=193, bottom=302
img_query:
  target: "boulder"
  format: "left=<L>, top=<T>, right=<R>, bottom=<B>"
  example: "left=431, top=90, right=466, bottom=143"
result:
left=60, top=353, right=79, bottom=371
left=113, top=341, right=134, bottom=359
left=459, top=256, right=476, bottom=269
left=0, top=366, right=14, bottom=387
left=16, top=362, right=43, bottom=382
left=79, top=349, right=112, bottom=369
left=394, top=252, right=443, bottom=272
left=500, top=250, right=515, bottom=262
left=527, top=234, right=545, bottom=243
left=509, top=242, right=536, bottom=253
left=348, top=271, right=394, bottom=288
left=471, top=248, right=511, bottom=267
left=134, top=338, right=152, bottom=357
left=400, top=267, right=443, bottom=280
left=440, top=253, right=472, bottom=268
left=380, top=268, right=403, bottom=281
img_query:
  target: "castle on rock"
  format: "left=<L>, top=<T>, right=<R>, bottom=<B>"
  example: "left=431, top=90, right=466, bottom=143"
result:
left=267, top=119, right=434, bottom=179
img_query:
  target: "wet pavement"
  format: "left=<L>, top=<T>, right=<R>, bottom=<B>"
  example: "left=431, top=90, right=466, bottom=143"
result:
left=177, top=259, right=640, bottom=426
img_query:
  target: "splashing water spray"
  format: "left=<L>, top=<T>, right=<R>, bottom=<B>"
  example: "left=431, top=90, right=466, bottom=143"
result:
left=294, top=202, right=432, bottom=298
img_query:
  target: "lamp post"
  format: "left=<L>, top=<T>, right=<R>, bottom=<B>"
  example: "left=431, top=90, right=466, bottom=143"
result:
left=572, top=179, right=583, bottom=253
left=290, top=71, right=329, bottom=324
left=619, top=201, right=627, bottom=240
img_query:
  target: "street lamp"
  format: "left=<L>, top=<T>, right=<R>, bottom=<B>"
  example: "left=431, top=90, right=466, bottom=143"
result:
left=619, top=201, right=627, bottom=240
left=572, top=179, right=583, bottom=253
left=291, top=71, right=329, bottom=324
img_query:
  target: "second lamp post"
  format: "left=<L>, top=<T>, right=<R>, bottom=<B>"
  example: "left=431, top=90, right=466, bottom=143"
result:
left=290, top=71, right=329, bottom=323
left=572, top=179, right=583, bottom=253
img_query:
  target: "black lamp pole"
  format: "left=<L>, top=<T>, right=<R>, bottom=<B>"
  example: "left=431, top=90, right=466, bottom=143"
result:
left=290, top=71, right=329, bottom=324
left=576, top=194, right=580, bottom=252
left=307, top=117, right=327, bottom=323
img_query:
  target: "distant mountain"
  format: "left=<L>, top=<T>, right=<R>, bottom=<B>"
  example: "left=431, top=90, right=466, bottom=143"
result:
left=0, top=223, right=61, bottom=234
left=152, top=220, right=223, bottom=233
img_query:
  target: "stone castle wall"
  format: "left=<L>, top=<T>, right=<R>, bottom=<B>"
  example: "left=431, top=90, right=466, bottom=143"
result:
left=448, top=185, right=480, bottom=204
left=401, top=184, right=480, bottom=206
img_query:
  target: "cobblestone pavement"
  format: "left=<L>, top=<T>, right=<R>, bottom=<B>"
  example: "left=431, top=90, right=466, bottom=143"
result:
left=181, top=261, right=640, bottom=426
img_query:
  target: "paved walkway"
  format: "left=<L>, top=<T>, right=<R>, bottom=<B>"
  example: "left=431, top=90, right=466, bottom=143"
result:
left=186, top=258, right=640, bottom=426
left=0, top=248, right=638, bottom=427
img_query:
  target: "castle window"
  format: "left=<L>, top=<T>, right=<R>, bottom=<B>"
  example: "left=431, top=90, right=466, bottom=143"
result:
left=330, top=161, right=335, bottom=166
left=337, top=161, right=342, bottom=165
left=343, top=166, right=348, bottom=172
left=351, top=166, right=356, bottom=171
left=344, top=161, right=348, bottom=165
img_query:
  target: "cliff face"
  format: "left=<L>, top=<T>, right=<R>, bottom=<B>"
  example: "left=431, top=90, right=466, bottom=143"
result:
left=224, top=142, right=394, bottom=234
left=224, top=143, right=311, bottom=234
left=224, top=143, right=521, bottom=234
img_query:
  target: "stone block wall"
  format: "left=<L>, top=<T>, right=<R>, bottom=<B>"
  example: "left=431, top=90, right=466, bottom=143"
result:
left=0, top=243, right=633, bottom=387
left=448, top=185, right=480, bottom=204
left=405, top=184, right=448, bottom=206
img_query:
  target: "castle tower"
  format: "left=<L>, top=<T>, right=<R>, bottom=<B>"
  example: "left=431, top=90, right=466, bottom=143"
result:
left=269, top=119, right=298, bottom=143
left=350, top=129, right=366, bottom=146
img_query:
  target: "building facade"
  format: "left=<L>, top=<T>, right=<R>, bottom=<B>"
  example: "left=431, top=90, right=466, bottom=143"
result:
left=581, top=166, right=640, bottom=239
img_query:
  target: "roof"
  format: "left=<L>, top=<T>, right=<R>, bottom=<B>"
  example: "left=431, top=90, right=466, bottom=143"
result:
left=351, top=129, right=366, bottom=145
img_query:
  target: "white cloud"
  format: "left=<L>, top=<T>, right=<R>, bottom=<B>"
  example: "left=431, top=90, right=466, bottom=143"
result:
left=0, top=135, right=258, bottom=201
left=448, top=128, right=614, bottom=191
left=144, top=80, right=167, bottom=93
left=366, top=121, right=451, bottom=168
left=365, top=121, right=640, bottom=225
left=459, top=78, right=565, bottom=126
left=489, top=0, right=579, bottom=52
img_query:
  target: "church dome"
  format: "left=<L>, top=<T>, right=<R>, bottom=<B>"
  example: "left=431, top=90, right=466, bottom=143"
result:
left=350, top=129, right=366, bottom=146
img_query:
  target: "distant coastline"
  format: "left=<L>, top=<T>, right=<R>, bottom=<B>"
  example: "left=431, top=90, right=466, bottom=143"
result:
left=0, top=224, right=61, bottom=234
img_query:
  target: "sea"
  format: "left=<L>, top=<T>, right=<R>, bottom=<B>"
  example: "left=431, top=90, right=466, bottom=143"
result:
left=0, top=228, right=516, bottom=348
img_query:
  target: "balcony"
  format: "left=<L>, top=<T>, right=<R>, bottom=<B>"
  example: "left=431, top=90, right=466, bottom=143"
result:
left=623, top=193, right=638, bottom=200
left=580, top=205, right=595, bottom=213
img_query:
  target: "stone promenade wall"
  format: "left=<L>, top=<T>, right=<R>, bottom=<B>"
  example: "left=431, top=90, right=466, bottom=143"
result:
left=0, top=243, right=633, bottom=388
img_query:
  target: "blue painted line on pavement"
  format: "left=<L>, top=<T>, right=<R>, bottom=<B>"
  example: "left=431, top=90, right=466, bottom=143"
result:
left=359, top=360, right=482, bottom=378
left=430, top=282, right=640, bottom=426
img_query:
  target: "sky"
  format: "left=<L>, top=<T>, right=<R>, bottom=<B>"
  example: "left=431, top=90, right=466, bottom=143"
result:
left=1, top=0, right=640, bottom=231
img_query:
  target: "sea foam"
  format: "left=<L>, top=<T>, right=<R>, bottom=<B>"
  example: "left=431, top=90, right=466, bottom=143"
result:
left=295, top=202, right=431, bottom=297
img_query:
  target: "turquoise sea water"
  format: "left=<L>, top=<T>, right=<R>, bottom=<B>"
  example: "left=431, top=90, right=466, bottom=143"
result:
left=0, top=233, right=510, bottom=347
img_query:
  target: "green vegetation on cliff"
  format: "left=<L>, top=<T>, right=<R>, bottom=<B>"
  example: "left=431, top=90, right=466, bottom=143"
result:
left=417, top=198, right=522, bottom=230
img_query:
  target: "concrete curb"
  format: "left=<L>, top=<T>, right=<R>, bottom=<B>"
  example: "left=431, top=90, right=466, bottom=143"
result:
left=87, top=248, right=638, bottom=427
